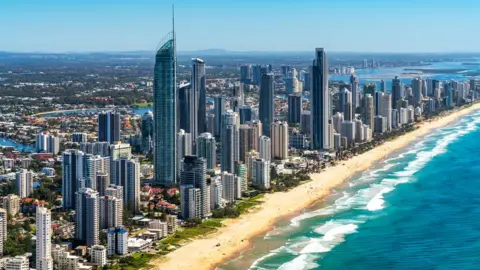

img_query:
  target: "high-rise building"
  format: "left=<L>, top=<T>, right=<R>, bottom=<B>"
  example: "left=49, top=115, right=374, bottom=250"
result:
left=180, top=156, right=210, bottom=218
left=288, top=94, right=302, bottom=124
left=1, top=194, right=19, bottom=217
left=259, top=73, right=275, bottom=136
left=364, top=94, right=374, bottom=132
left=380, top=79, right=387, bottom=93
left=96, top=173, right=109, bottom=197
left=412, top=77, right=423, bottom=106
left=220, top=172, right=237, bottom=203
left=177, top=130, right=192, bottom=177
left=62, top=150, right=85, bottom=209
left=107, top=226, right=128, bottom=256
left=98, top=111, right=121, bottom=143
left=197, top=133, right=216, bottom=171
left=214, top=96, right=226, bottom=137
left=35, top=132, right=60, bottom=155
left=339, top=88, right=353, bottom=121
left=350, top=75, right=359, bottom=108
left=240, top=64, right=251, bottom=84
left=99, top=195, right=123, bottom=230
left=239, top=106, right=252, bottom=124
left=178, top=84, right=191, bottom=132
left=36, top=206, right=53, bottom=270
left=341, top=121, right=356, bottom=146
left=221, top=110, right=239, bottom=174
left=245, top=150, right=258, bottom=179
left=379, top=93, right=392, bottom=131
left=271, top=121, right=289, bottom=160
left=109, top=142, right=132, bottom=161
left=153, top=32, right=177, bottom=186
left=235, top=162, right=248, bottom=192
left=91, top=245, right=107, bottom=267
left=71, top=132, right=87, bottom=143
left=0, top=208, right=6, bottom=255
left=192, top=58, right=207, bottom=135
left=332, top=112, right=344, bottom=134
left=80, top=142, right=110, bottom=156
left=392, top=76, right=403, bottom=109
left=141, top=111, right=154, bottom=152
left=15, top=169, right=33, bottom=198
left=179, top=185, right=201, bottom=220
left=75, top=188, right=99, bottom=246
left=300, top=111, right=311, bottom=136
left=111, top=159, right=140, bottom=212
left=363, top=83, right=376, bottom=97
left=252, top=159, right=270, bottom=189
left=258, top=136, right=271, bottom=162
left=311, top=48, right=330, bottom=150
left=374, top=116, right=387, bottom=133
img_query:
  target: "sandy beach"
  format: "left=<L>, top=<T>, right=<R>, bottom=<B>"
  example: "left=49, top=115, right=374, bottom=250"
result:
left=152, top=103, right=480, bottom=270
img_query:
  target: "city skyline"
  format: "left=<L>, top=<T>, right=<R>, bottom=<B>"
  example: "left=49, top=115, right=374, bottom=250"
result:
left=2, top=0, right=480, bottom=53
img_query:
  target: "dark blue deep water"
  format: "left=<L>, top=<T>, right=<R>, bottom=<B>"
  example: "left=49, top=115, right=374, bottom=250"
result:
left=222, top=110, right=480, bottom=270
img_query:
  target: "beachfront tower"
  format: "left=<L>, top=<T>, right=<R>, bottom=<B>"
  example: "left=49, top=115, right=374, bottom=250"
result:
left=153, top=29, right=177, bottom=185
left=311, top=48, right=330, bottom=150
left=192, top=58, right=207, bottom=137
left=259, top=73, right=275, bottom=137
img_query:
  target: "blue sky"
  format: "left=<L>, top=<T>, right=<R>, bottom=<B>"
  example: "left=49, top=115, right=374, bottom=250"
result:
left=1, top=0, right=478, bottom=52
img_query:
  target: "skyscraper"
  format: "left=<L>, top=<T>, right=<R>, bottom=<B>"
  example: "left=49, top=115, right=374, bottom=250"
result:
left=412, top=77, right=423, bottom=106
left=380, top=79, right=387, bottom=93
left=197, top=133, right=216, bottom=172
left=99, top=195, right=123, bottom=230
left=0, top=208, right=5, bottom=255
left=107, top=226, right=128, bottom=256
left=176, top=130, right=192, bottom=177
left=36, top=132, right=60, bottom=155
left=259, top=73, right=275, bottom=136
left=75, top=188, right=99, bottom=246
left=180, top=155, right=210, bottom=218
left=311, top=48, right=330, bottom=150
left=62, top=149, right=85, bottom=209
left=192, top=58, right=207, bottom=135
left=154, top=31, right=177, bottom=186
left=98, top=111, right=121, bottom=143
left=288, top=94, right=302, bottom=124
left=252, top=159, right=270, bottom=189
left=36, top=206, right=53, bottom=270
left=141, top=111, right=154, bottom=152
left=364, top=94, right=374, bottom=132
left=178, top=84, right=191, bottom=132
left=271, top=121, right=289, bottom=160
left=239, top=105, right=253, bottom=124
left=221, top=110, right=239, bottom=174
left=71, top=132, right=88, bottom=143
left=214, top=96, right=225, bottom=137
left=240, top=64, right=251, bottom=84
left=258, top=135, right=271, bottom=162
left=15, top=169, right=33, bottom=198
left=111, top=159, right=140, bottom=212
left=350, top=75, right=359, bottom=108
left=392, top=76, right=403, bottom=109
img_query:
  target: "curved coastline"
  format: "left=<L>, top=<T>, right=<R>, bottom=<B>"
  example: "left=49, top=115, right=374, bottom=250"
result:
left=152, top=103, right=480, bottom=270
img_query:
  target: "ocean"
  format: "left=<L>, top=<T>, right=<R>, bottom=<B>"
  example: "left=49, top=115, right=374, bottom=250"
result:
left=221, top=109, right=480, bottom=270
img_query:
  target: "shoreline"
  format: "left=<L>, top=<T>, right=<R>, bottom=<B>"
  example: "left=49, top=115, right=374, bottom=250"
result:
left=152, top=103, right=480, bottom=270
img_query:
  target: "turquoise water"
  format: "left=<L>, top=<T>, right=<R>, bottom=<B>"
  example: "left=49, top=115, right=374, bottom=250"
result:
left=0, top=137, right=35, bottom=152
left=221, top=109, right=480, bottom=269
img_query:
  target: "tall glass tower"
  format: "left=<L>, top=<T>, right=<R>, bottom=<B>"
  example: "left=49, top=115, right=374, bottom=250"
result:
left=311, top=48, right=330, bottom=150
left=153, top=32, right=177, bottom=186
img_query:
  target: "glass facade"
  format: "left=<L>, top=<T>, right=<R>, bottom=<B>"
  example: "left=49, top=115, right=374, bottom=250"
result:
left=153, top=37, right=177, bottom=185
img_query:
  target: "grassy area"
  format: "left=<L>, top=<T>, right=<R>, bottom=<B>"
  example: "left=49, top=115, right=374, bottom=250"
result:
left=236, top=194, right=264, bottom=214
left=107, top=252, right=157, bottom=270
left=132, top=102, right=152, bottom=108
left=160, top=218, right=224, bottom=247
